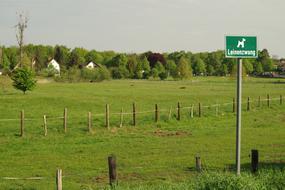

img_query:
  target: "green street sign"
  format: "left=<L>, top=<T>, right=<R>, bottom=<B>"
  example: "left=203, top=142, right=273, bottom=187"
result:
left=225, top=36, right=257, bottom=58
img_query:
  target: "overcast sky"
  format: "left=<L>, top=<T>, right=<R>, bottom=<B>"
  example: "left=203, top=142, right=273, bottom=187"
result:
left=0, top=0, right=284, bottom=57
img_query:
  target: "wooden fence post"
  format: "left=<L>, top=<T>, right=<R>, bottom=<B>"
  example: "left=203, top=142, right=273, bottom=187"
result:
left=247, top=97, right=250, bottom=111
left=251, top=149, right=259, bottom=173
left=196, top=156, right=202, bottom=172
left=215, top=104, right=219, bottom=116
left=43, top=115, right=47, bottom=136
left=168, top=106, right=172, bottom=120
left=88, top=112, right=92, bottom=133
left=108, top=155, right=117, bottom=187
left=280, top=95, right=283, bottom=105
left=198, top=103, right=201, bottom=117
left=258, top=96, right=261, bottom=107
left=119, top=108, right=123, bottom=128
left=177, top=102, right=181, bottom=121
left=133, top=103, right=136, bottom=126
left=155, top=104, right=159, bottom=122
left=56, top=169, right=62, bottom=190
left=20, top=110, right=24, bottom=137
left=233, top=98, right=235, bottom=113
left=63, top=108, right=67, bottom=133
left=191, top=105, right=194, bottom=118
left=267, top=94, right=270, bottom=108
left=106, top=104, right=110, bottom=128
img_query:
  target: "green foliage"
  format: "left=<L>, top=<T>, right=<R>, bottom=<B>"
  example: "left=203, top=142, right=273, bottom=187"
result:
left=258, top=49, right=273, bottom=72
left=81, top=66, right=111, bottom=82
left=165, top=60, right=177, bottom=77
left=1, top=45, right=280, bottom=80
left=255, top=62, right=264, bottom=75
left=176, top=57, right=192, bottom=79
left=54, top=45, right=70, bottom=67
left=158, top=72, right=168, bottom=80
left=69, top=47, right=88, bottom=68
left=193, top=57, right=206, bottom=76
left=243, top=59, right=254, bottom=74
left=151, top=68, right=159, bottom=78
left=42, top=64, right=60, bottom=77
left=154, top=61, right=165, bottom=74
left=11, top=68, right=37, bottom=94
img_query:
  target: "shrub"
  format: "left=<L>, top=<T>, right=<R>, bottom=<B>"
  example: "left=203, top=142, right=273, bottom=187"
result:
left=158, top=72, right=168, bottom=80
left=11, top=68, right=37, bottom=94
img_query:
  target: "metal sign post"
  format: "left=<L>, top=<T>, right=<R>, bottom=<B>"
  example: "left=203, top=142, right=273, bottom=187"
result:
left=225, top=35, right=257, bottom=175
left=236, top=58, right=242, bottom=175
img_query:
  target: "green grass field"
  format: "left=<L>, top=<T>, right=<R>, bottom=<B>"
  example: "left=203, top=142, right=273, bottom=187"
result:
left=0, top=76, right=285, bottom=189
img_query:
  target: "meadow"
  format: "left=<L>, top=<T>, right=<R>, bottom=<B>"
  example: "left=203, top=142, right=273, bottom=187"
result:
left=0, top=76, right=285, bottom=189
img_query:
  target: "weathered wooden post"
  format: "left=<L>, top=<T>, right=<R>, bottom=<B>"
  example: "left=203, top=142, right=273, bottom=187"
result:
left=215, top=104, right=219, bottom=116
left=108, top=155, right=117, bottom=187
left=196, top=156, right=202, bottom=172
left=177, top=102, right=181, bottom=121
left=168, top=106, right=172, bottom=120
left=155, top=104, right=159, bottom=122
left=251, top=149, right=259, bottom=173
left=247, top=97, right=250, bottom=111
left=198, top=103, right=201, bottom=117
left=106, top=104, right=110, bottom=128
left=56, top=169, right=62, bottom=190
left=63, top=108, right=67, bottom=133
left=20, top=110, right=24, bottom=137
left=43, top=115, right=47, bottom=136
left=267, top=94, right=270, bottom=108
left=88, top=112, right=92, bottom=133
left=119, top=108, right=123, bottom=128
left=280, top=95, right=283, bottom=105
left=132, top=102, right=136, bottom=126
left=232, top=98, right=235, bottom=113
left=190, top=105, right=194, bottom=118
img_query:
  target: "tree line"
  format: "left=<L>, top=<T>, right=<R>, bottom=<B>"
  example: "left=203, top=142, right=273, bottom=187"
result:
left=0, top=44, right=280, bottom=81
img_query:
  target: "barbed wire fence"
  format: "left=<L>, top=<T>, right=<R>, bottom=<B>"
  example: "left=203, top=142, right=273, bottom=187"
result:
left=0, top=94, right=284, bottom=137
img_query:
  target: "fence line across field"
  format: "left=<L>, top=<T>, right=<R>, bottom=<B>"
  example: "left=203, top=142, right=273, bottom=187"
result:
left=0, top=94, right=283, bottom=136
left=0, top=94, right=283, bottom=123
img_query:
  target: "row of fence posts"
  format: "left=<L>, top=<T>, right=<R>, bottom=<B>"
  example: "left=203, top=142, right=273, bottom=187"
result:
left=18, top=94, right=283, bottom=137
left=55, top=150, right=259, bottom=189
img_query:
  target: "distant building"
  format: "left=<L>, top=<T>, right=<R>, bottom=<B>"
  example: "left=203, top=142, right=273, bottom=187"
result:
left=85, top=62, right=101, bottom=69
left=47, top=59, right=60, bottom=74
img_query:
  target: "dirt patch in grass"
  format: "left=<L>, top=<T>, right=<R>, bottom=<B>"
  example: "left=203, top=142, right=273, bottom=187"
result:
left=153, top=129, right=191, bottom=137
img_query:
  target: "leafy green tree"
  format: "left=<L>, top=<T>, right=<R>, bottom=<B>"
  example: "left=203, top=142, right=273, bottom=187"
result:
left=85, top=50, right=104, bottom=64
left=11, top=68, right=36, bottom=94
left=255, top=62, right=264, bottom=75
left=69, top=48, right=88, bottom=68
left=151, top=68, right=159, bottom=78
left=54, top=45, right=70, bottom=67
left=158, top=72, right=167, bottom=80
left=206, top=65, right=215, bottom=76
left=258, top=49, right=273, bottom=72
left=127, top=55, right=138, bottom=78
left=165, top=60, right=177, bottom=77
left=154, top=61, right=165, bottom=74
left=243, top=59, right=254, bottom=74
left=219, top=64, right=228, bottom=76
left=193, top=57, right=206, bottom=76
left=176, top=57, right=192, bottom=79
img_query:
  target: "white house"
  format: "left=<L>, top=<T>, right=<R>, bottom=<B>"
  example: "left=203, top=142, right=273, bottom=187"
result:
left=86, top=62, right=101, bottom=69
left=48, top=59, right=60, bottom=74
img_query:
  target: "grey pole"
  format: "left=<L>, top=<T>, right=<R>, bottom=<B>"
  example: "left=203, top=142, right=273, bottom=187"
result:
left=236, top=58, right=242, bottom=175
